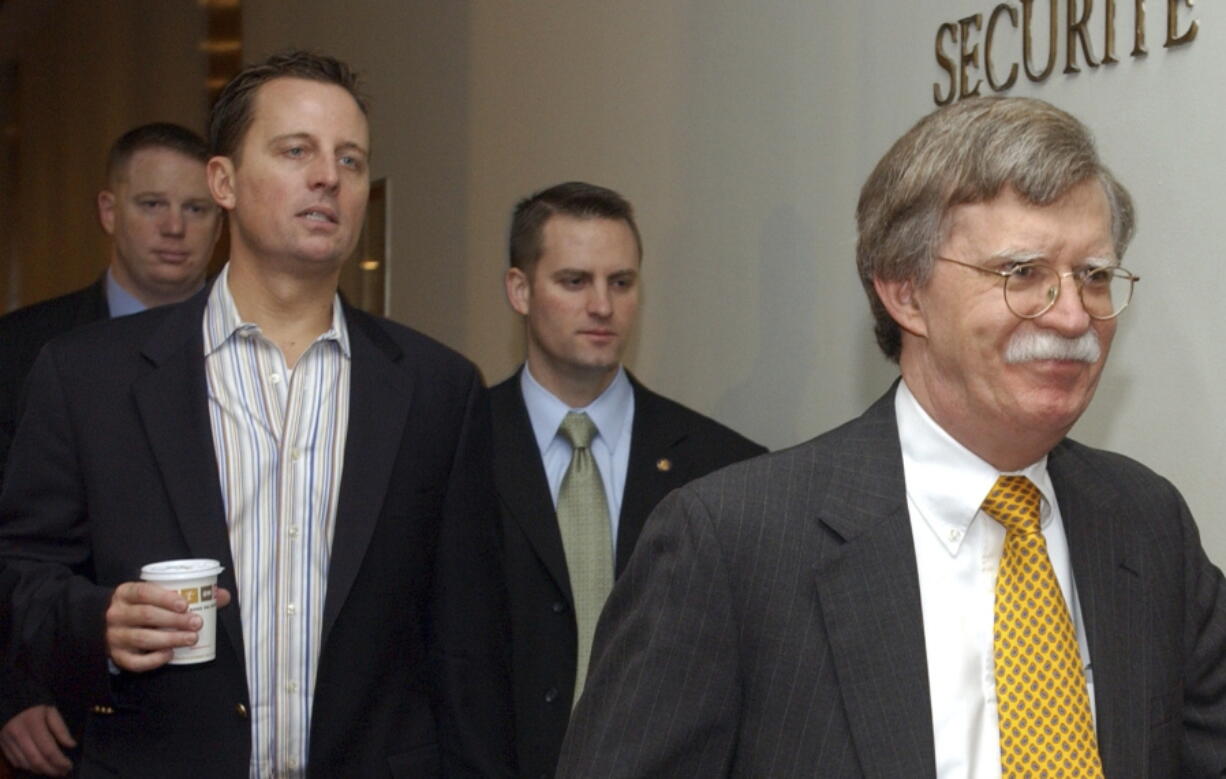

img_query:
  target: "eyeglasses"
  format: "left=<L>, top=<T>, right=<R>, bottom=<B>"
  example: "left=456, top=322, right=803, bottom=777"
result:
left=936, top=257, right=1140, bottom=320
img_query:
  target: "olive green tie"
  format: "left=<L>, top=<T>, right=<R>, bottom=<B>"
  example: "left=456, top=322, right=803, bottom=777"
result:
left=982, top=475, right=1103, bottom=778
left=556, top=412, right=614, bottom=705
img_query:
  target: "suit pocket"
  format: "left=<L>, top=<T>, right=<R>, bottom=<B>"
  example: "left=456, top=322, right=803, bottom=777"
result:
left=1149, top=690, right=1180, bottom=726
left=388, top=742, right=442, bottom=777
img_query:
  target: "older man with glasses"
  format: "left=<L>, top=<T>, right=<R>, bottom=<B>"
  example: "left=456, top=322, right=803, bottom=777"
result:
left=558, top=96, right=1226, bottom=778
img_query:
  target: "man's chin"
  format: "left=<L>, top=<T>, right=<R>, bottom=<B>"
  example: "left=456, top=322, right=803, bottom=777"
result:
left=560, top=357, right=621, bottom=382
left=577, top=360, right=620, bottom=374
left=145, top=270, right=208, bottom=295
left=289, top=234, right=357, bottom=266
left=1016, top=390, right=1095, bottom=433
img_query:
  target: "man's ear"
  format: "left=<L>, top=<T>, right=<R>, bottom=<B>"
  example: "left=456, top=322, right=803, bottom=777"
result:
left=505, top=267, right=532, bottom=316
left=207, top=156, right=237, bottom=210
left=873, top=275, right=928, bottom=339
left=97, top=190, right=116, bottom=236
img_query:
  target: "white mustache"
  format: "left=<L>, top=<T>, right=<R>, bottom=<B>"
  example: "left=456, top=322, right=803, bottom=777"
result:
left=1003, top=329, right=1101, bottom=364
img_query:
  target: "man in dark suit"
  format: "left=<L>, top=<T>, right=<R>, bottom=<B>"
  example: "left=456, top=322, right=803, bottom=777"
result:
left=0, top=51, right=513, bottom=777
left=0, top=122, right=220, bottom=777
left=494, top=181, right=764, bottom=777
left=558, top=98, right=1226, bottom=776
left=0, top=122, right=219, bottom=488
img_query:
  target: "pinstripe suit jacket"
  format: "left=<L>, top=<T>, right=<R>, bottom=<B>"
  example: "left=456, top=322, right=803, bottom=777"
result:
left=557, top=387, right=1226, bottom=777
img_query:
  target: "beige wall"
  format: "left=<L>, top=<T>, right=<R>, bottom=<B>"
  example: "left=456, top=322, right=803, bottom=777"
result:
left=217, top=1, right=1226, bottom=566
left=0, top=0, right=207, bottom=308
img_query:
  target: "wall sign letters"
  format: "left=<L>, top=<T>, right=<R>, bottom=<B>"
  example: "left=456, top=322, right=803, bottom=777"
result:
left=934, top=0, right=1198, bottom=104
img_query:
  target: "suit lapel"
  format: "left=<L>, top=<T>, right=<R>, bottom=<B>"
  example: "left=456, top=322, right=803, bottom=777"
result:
left=131, top=291, right=243, bottom=665
left=1048, top=443, right=1146, bottom=773
left=319, top=309, right=413, bottom=646
left=617, top=378, right=684, bottom=574
left=491, top=374, right=573, bottom=601
left=812, top=389, right=937, bottom=778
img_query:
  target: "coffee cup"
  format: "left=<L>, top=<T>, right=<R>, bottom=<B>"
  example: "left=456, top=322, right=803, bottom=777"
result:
left=140, top=559, right=224, bottom=665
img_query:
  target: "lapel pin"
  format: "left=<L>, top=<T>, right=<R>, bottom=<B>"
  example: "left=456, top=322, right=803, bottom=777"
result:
left=656, top=458, right=672, bottom=472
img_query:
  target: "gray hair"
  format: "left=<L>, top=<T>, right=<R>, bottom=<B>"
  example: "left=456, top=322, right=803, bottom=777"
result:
left=855, top=96, right=1135, bottom=362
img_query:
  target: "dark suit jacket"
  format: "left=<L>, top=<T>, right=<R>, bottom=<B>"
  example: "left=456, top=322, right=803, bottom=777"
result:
left=557, top=387, right=1226, bottom=777
left=0, top=278, right=108, bottom=739
left=0, top=288, right=515, bottom=778
left=491, top=370, right=765, bottom=778
left=0, top=278, right=108, bottom=487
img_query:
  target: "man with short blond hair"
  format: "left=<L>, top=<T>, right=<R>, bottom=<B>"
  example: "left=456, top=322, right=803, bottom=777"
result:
left=0, top=121, right=219, bottom=776
left=0, top=122, right=219, bottom=487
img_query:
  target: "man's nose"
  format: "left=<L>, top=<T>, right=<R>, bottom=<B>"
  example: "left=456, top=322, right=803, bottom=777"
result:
left=1035, top=273, right=1092, bottom=335
left=161, top=208, right=186, bottom=236
left=309, top=155, right=340, bottom=191
left=587, top=284, right=613, bottom=317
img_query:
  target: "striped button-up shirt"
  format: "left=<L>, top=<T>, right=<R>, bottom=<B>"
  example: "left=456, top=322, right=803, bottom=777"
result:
left=203, top=265, right=351, bottom=777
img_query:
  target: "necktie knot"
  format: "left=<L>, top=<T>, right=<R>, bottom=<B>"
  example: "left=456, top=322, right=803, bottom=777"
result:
left=559, top=411, right=598, bottom=451
left=980, top=475, right=1042, bottom=536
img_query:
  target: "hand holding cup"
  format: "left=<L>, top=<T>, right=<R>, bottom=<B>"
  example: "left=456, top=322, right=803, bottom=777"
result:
left=106, top=560, right=229, bottom=672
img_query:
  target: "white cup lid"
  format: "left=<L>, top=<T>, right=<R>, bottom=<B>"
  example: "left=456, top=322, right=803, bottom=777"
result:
left=140, top=558, right=224, bottom=582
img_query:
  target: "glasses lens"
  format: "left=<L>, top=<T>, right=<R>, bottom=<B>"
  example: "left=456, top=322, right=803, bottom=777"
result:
left=1004, top=265, right=1135, bottom=319
left=1003, top=264, right=1060, bottom=318
left=1080, top=267, right=1133, bottom=318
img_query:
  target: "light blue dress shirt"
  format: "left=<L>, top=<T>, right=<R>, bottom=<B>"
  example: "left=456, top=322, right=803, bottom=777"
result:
left=104, top=268, right=147, bottom=317
left=104, top=267, right=206, bottom=317
left=520, top=364, right=635, bottom=552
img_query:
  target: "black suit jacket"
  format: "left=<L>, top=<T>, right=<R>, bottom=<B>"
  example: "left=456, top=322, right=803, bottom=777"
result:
left=0, top=278, right=108, bottom=737
left=0, top=288, right=515, bottom=778
left=0, top=278, right=108, bottom=487
left=491, top=370, right=765, bottom=778
left=558, top=386, right=1226, bottom=777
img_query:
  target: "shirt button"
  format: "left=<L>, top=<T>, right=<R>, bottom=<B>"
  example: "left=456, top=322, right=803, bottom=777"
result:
left=287, top=682, right=299, bottom=693
left=949, top=528, right=961, bottom=542
left=288, top=525, right=300, bottom=538
left=291, top=448, right=302, bottom=462
left=270, top=373, right=281, bottom=384
left=551, top=601, right=566, bottom=614
left=544, top=687, right=559, bottom=703
left=286, top=603, right=296, bottom=616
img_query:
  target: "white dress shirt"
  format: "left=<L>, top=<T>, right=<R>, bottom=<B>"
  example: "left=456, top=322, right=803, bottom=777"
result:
left=519, top=364, right=634, bottom=551
left=895, top=380, right=1096, bottom=779
left=204, top=265, right=351, bottom=778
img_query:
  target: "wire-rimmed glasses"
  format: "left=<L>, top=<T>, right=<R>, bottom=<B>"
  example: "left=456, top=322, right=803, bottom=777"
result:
left=936, top=257, right=1140, bottom=320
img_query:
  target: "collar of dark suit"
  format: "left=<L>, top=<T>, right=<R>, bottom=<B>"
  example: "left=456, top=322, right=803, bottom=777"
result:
left=138, top=278, right=403, bottom=368
left=809, top=380, right=909, bottom=542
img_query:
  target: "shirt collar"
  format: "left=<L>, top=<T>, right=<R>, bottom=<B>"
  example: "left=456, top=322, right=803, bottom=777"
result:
left=202, top=263, right=351, bottom=358
left=520, top=364, right=633, bottom=453
left=896, top=378, right=1054, bottom=553
left=104, top=268, right=148, bottom=318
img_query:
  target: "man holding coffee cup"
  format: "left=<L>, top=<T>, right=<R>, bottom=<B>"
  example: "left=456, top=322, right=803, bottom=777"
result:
left=0, top=51, right=513, bottom=777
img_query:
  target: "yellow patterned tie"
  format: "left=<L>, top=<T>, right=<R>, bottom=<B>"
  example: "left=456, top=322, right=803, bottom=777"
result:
left=982, top=475, right=1103, bottom=778
left=556, top=412, right=614, bottom=706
